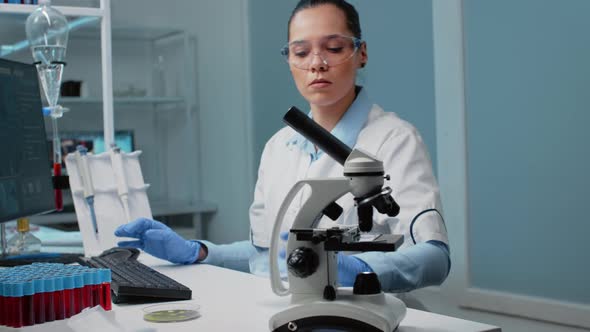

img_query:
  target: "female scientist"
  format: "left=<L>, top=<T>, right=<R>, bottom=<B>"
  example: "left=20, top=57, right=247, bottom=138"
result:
left=115, top=0, right=450, bottom=294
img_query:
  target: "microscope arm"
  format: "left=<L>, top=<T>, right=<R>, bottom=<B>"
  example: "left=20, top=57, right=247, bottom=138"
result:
left=270, top=178, right=350, bottom=296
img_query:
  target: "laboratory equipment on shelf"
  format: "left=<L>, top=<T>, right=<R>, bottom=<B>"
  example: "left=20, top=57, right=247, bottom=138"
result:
left=269, top=107, right=406, bottom=332
left=25, top=0, right=69, bottom=211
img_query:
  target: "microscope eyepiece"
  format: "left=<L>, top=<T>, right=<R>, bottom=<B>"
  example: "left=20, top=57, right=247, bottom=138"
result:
left=283, top=106, right=352, bottom=165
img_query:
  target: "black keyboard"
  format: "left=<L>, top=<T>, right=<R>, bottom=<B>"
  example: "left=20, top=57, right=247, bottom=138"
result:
left=78, top=247, right=192, bottom=304
left=0, top=252, right=83, bottom=267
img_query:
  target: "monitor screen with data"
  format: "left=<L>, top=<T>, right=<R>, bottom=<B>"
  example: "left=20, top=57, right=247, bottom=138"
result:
left=0, top=58, right=55, bottom=223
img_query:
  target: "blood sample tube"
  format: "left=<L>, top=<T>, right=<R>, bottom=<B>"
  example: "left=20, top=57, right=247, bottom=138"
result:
left=82, top=270, right=93, bottom=309
left=4, top=282, right=13, bottom=328
left=33, top=278, right=45, bottom=324
left=73, top=273, right=84, bottom=315
left=8, top=282, right=24, bottom=328
left=22, top=280, right=34, bottom=326
left=53, top=276, right=65, bottom=320
left=43, top=277, right=55, bottom=322
left=0, top=280, right=6, bottom=327
left=54, top=162, right=63, bottom=211
left=63, top=274, right=75, bottom=318
left=99, top=269, right=112, bottom=311
left=91, top=269, right=101, bottom=307
left=3, top=281, right=12, bottom=327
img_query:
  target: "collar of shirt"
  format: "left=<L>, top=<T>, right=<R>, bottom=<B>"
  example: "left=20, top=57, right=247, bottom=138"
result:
left=286, top=86, right=372, bottom=162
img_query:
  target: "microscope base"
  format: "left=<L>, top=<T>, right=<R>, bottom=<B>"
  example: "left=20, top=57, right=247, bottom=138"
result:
left=269, top=291, right=406, bottom=332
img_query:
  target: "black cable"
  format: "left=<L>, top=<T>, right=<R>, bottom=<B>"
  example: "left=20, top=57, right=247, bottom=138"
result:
left=409, top=208, right=445, bottom=245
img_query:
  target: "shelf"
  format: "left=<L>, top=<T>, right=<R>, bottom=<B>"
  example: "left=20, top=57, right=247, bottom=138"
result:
left=0, top=14, right=100, bottom=58
left=0, top=21, right=183, bottom=58
left=73, top=26, right=184, bottom=41
left=61, top=96, right=185, bottom=105
left=28, top=200, right=218, bottom=226
left=0, top=3, right=103, bottom=17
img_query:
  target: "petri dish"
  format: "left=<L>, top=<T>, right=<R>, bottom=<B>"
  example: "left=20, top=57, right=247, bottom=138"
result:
left=143, top=303, right=201, bottom=323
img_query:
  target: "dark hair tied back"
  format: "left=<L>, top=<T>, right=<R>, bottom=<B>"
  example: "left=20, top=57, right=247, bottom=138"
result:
left=288, top=0, right=362, bottom=40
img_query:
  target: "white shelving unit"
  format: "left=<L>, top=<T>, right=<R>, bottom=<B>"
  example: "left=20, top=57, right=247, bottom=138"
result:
left=0, top=3, right=102, bottom=16
left=0, top=2, right=216, bottom=238
left=61, top=96, right=185, bottom=105
left=0, top=0, right=115, bottom=148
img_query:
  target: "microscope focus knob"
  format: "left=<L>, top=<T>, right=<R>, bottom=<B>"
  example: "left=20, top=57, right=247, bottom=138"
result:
left=353, top=272, right=382, bottom=295
left=287, top=247, right=319, bottom=278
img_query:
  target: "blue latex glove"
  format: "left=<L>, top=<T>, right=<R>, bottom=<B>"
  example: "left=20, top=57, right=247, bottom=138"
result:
left=114, top=218, right=200, bottom=265
left=280, top=232, right=372, bottom=286
left=337, top=253, right=373, bottom=286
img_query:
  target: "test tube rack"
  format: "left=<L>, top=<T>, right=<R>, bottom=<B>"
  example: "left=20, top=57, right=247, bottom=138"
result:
left=0, top=263, right=111, bottom=328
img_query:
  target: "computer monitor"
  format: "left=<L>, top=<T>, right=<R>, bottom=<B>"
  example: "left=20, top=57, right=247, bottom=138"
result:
left=0, top=58, right=55, bottom=223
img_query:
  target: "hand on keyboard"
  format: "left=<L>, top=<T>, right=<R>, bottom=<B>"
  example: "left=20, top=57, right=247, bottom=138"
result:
left=115, top=218, right=201, bottom=265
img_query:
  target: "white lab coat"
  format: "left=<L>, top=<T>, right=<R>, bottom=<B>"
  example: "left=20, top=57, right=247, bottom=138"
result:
left=249, top=103, right=448, bottom=250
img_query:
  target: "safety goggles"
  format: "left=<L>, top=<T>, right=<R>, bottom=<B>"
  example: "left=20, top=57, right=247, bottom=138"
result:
left=280, top=35, right=362, bottom=70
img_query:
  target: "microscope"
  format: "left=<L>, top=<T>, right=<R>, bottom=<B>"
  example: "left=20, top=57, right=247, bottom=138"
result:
left=269, top=107, right=407, bottom=332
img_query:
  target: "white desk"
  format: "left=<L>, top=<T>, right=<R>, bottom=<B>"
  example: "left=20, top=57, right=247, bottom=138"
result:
left=3, top=256, right=501, bottom=332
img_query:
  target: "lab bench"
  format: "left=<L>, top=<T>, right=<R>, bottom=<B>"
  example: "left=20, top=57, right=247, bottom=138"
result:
left=6, top=254, right=501, bottom=332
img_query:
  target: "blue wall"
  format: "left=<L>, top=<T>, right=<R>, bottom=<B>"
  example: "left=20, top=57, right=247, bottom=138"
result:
left=249, top=0, right=438, bottom=174
left=465, top=0, right=590, bottom=304
left=350, top=0, right=437, bottom=173
left=249, top=1, right=307, bottom=173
